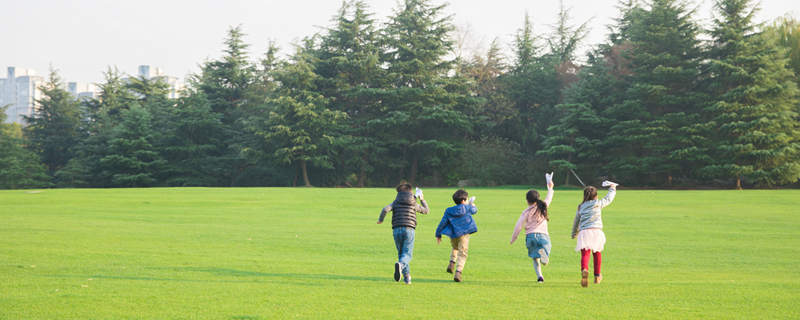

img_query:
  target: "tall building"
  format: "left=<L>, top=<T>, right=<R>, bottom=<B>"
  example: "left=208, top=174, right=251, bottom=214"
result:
left=66, top=81, right=98, bottom=101
left=135, top=65, right=185, bottom=99
left=1, top=67, right=44, bottom=124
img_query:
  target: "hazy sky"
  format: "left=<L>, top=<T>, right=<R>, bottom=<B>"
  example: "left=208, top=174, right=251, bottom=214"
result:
left=2, top=0, right=798, bottom=84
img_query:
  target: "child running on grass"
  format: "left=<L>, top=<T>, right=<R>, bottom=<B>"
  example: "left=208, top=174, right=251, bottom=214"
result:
left=510, top=173, right=555, bottom=283
left=377, top=183, right=429, bottom=284
left=571, top=181, right=617, bottom=287
left=435, top=189, right=477, bottom=282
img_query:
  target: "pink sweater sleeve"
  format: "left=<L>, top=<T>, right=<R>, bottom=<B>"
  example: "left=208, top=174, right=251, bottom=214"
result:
left=510, top=211, right=527, bottom=244
left=544, top=188, right=554, bottom=207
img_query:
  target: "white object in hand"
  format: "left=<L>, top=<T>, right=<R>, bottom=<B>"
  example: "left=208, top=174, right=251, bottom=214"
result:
left=545, top=172, right=553, bottom=185
left=601, top=180, right=618, bottom=187
left=469, top=196, right=476, bottom=204
left=415, top=187, right=423, bottom=198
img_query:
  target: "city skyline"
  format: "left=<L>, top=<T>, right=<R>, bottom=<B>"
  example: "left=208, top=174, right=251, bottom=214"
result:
left=1, top=64, right=184, bottom=124
left=2, top=0, right=798, bottom=85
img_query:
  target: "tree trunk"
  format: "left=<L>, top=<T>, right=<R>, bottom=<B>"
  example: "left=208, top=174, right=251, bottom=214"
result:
left=300, top=160, right=312, bottom=187
left=409, top=157, right=418, bottom=185
left=358, top=163, right=366, bottom=188
left=736, top=176, right=742, bottom=190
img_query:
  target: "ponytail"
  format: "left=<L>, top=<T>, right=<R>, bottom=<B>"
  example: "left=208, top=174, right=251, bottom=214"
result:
left=525, top=189, right=549, bottom=221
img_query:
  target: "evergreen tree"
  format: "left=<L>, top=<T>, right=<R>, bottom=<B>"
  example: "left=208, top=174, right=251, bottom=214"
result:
left=606, top=0, right=705, bottom=185
left=0, top=106, right=50, bottom=189
left=538, top=52, right=620, bottom=185
left=97, top=104, right=166, bottom=187
left=23, top=69, right=82, bottom=177
left=702, top=0, right=800, bottom=188
left=313, top=0, right=384, bottom=186
left=377, top=0, right=473, bottom=184
left=192, top=26, right=258, bottom=185
left=256, top=46, right=347, bottom=187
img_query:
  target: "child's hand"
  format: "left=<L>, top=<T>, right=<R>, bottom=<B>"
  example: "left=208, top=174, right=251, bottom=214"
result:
left=468, top=196, right=476, bottom=205
left=436, top=237, right=441, bottom=244
left=545, top=172, right=554, bottom=189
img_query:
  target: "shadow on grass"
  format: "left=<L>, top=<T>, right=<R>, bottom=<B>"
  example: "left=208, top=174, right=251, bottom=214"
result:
left=45, top=267, right=453, bottom=284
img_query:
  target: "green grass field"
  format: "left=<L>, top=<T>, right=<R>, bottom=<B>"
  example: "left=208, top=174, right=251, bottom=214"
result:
left=1, top=187, right=798, bottom=319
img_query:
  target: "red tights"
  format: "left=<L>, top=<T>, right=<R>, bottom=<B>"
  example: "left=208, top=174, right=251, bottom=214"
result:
left=580, top=249, right=601, bottom=275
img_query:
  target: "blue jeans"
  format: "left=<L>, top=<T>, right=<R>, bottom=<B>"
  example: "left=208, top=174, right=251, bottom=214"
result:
left=393, top=227, right=415, bottom=276
left=526, top=233, right=551, bottom=264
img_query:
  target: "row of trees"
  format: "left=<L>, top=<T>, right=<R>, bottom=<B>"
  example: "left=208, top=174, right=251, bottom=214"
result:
left=2, top=0, right=799, bottom=189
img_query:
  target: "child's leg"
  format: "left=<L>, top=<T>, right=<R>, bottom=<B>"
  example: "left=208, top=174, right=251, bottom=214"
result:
left=400, top=228, right=415, bottom=276
left=454, top=234, right=470, bottom=272
left=593, top=251, right=602, bottom=276
left=580, top=249, right=591, bottom=271
left=449, top=237, right=459, bottom=264
left=532, top=258, right=543, bottom=278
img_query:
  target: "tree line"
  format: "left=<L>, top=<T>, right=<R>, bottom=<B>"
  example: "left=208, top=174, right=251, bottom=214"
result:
left=1, top=0, right=799, bottom=189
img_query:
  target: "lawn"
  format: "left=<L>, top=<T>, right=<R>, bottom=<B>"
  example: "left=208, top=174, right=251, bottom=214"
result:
left=1, top=187, right=798, bottom=319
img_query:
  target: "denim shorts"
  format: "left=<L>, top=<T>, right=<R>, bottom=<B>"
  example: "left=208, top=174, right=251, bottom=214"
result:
left=526, top=233, right=551, bottom=260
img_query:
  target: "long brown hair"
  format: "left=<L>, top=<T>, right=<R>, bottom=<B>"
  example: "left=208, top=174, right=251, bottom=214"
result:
left=581, top=186, right=598, bottom=205
left=526, top=189, right=549, bottom=221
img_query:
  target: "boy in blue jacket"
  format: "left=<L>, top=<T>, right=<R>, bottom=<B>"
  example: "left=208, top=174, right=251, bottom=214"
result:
left=435, top=189, right=477, bottom=282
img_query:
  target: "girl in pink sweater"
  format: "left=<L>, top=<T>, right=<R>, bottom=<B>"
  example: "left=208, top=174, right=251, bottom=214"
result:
left=510, top=175, right=554, bottom=283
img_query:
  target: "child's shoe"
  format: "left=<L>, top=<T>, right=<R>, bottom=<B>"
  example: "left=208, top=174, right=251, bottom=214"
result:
left=446, top=261, right=455, bottom=274
left=594, top=274, right=602, bottom=284
left=581, top=269, right=589, bottom=287
left=394, top=262, right=402, bottom=282
left=537, top=277, right=544, bottom=283
left=403, top=274, right=411, bottom=284
left=538, top=249, right=548, bottom=265
left=454, top=271, right=463, bottom=282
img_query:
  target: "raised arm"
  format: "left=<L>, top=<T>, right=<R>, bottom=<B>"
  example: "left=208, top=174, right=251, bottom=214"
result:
left=544, top=187, right=554, bottom=207
left=377, top=202, right=394, bottom=223
left=415, top=199, right=429, bottom=214
left=510, top=211, right=527, bottom=244
left=598, top=187, right=616, bottom=208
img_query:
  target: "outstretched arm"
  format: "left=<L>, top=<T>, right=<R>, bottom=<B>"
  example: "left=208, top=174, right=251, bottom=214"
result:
left=510, top=211, right=526, bottom=244
left=377, top=202, right=393, bottom=224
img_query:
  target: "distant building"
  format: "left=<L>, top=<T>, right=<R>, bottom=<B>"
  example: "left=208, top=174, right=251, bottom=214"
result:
left=66, top=81, right=98, bottom=101
left=1, top=67, right=44, bottom=124
left=134, top=65, right=185, bottom=99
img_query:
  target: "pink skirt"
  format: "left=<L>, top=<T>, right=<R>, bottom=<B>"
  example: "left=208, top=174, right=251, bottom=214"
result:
left=575, top=229, right=606, bottom=252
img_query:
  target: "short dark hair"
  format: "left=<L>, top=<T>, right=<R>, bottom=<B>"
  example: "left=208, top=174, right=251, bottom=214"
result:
left=396, top=183, right=412, bottom=192
left=452, top=189, right=468, bottom=204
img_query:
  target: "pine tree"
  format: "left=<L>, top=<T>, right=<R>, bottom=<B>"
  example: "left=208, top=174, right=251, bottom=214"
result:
left=97, top=104, right=166, bottom=187
left=702, top=0, right=800, bottom=188
left=192, top=26, right=258, bottom=185
left=257, top=46, right=347, bottom=187
left=313, top=0, right=384, bottom=186
left=23, top=69, right=81, bottom=177
left=378, top=0, right=473, bottom=184
left=606, top=0, right=705, bottom=185
left=538, top=52, right=619, bottom=185
left=0, top=106, right=50, bottom=189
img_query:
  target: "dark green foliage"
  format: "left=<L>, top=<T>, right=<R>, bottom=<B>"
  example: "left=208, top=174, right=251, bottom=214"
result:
left=3, top=1, right=799, bottom=189
left=0, top=107, right=50, bottom=188
left=702, top=0, right=800, bottom=187
left=23, top=70, right=82, bottom=176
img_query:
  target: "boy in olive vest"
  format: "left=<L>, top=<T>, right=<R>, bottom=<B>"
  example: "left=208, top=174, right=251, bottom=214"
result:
left=377, top=183, right=429, bottom=284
